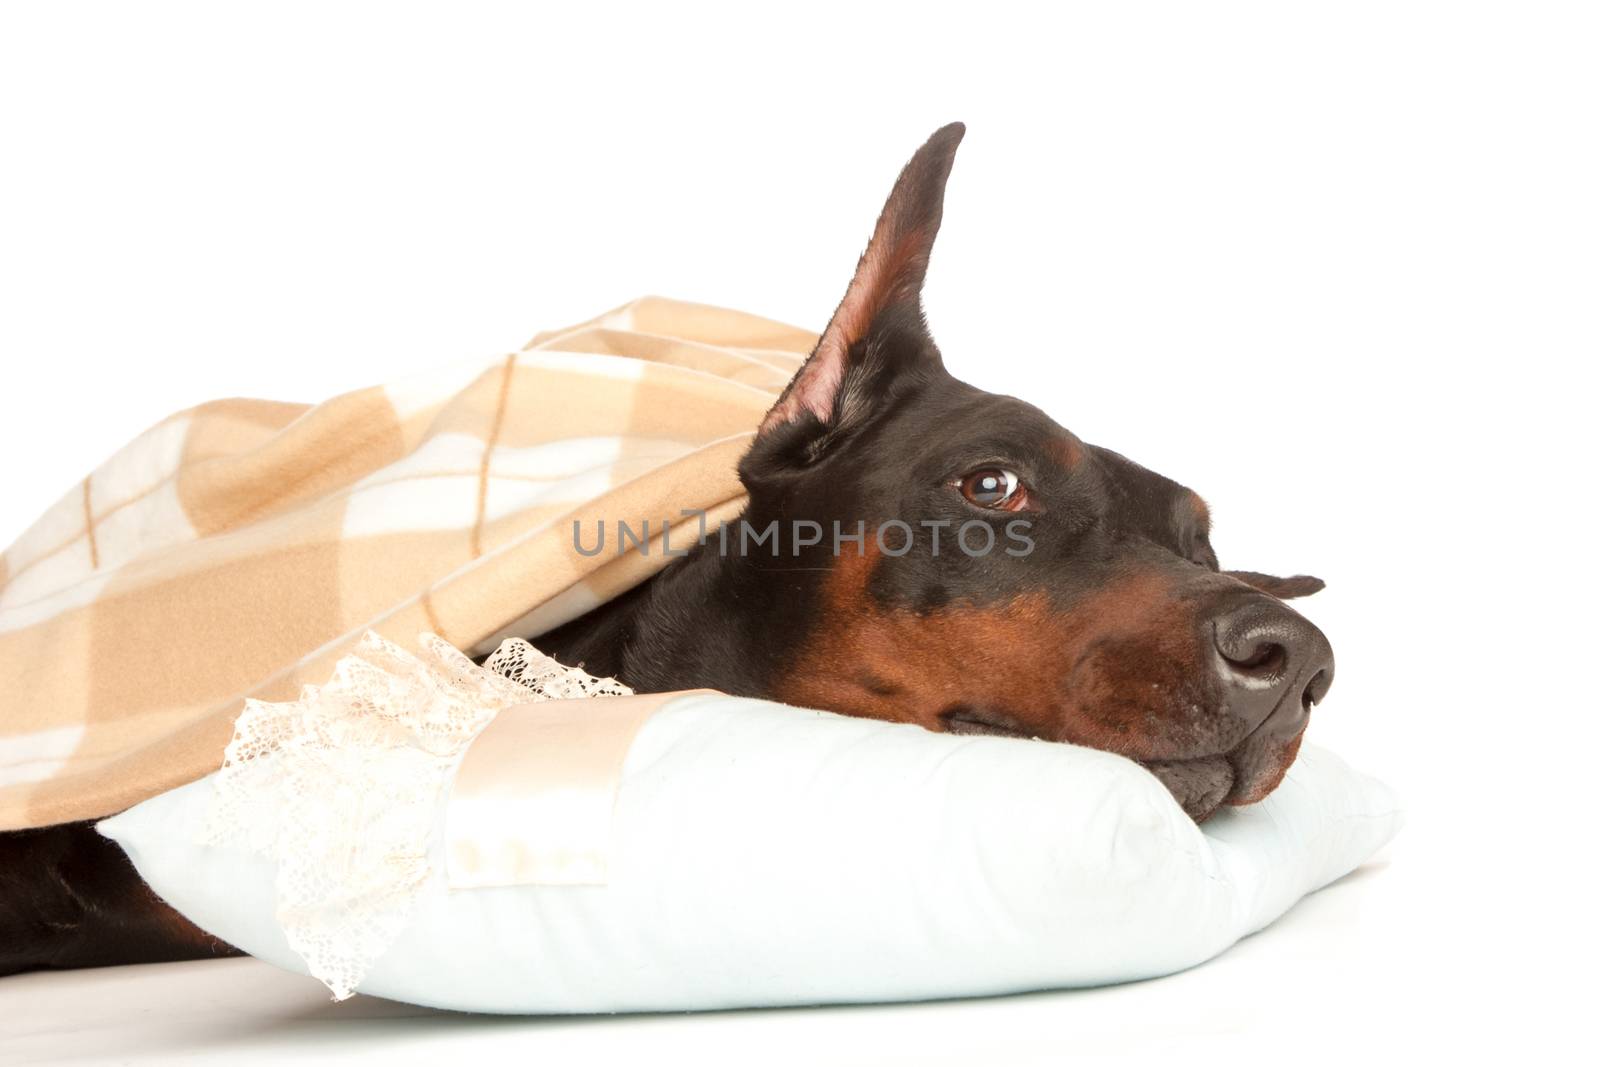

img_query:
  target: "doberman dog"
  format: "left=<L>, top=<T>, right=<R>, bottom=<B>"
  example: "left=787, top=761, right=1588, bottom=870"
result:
left=0, top=124, right=1333, bottom=977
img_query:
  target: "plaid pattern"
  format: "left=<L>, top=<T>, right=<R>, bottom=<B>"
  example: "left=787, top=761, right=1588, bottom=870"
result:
left=0, top=298, right=814, bottom=830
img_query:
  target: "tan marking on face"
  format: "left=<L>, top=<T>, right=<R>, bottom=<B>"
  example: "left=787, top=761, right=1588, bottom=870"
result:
left=1050, top=435, right=1085, bottom=470
left=769, top=550, right=1212, bottom=760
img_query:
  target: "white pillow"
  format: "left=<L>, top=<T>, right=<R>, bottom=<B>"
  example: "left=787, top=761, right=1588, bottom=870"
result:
left=100, top=692, right=1401, bottom=1013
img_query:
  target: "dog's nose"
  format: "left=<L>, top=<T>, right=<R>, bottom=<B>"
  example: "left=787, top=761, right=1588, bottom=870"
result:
left=1211, top=599, right=1335, bottom=735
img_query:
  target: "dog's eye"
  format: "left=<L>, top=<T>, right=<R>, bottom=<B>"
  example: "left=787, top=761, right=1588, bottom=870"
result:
left=957, top=468, right=1027, bottom=511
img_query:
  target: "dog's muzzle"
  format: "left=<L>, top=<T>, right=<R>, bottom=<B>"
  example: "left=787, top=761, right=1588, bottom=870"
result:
left=1146, top=596, right=1335, bottom=820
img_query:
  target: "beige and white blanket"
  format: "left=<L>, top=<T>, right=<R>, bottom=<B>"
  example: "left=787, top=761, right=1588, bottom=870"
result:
left=0, top=298, right=813, bottom=830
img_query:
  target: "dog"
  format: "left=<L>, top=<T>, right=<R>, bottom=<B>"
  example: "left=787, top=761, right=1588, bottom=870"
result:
left=0, top=123, right=1332, bottom=977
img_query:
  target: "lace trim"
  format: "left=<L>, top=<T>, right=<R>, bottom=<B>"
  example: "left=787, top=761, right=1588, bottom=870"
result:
left=204, top=631, right=630, bottom=1000
left=483, top=637, right=632, bottom=700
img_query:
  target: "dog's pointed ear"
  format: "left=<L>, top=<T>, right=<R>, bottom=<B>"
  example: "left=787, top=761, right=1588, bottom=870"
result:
left=1225, top=571, right=1326, bottom=600
left=756, top=123, right=964, bottom=453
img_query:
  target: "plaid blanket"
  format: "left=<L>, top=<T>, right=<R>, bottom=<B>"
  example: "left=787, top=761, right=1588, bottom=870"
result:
left=0, top=298, right=813, bottom=831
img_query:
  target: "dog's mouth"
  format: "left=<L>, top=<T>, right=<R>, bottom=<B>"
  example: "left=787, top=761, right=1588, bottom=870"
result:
left=1138, top=707, right=1314, bottom=821
left=940, top=706, right=1035, bottom=739
left=1138, top=755, right=1237, bottom=822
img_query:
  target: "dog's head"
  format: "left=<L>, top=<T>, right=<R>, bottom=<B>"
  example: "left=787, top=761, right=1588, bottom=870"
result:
left=736, top=124, right=1334, bottom=821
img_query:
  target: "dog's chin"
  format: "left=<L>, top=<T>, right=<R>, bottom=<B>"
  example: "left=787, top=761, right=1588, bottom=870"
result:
left=1140, top=756, right=1236, bottom=822
left=1142, top=730, right=1306, bottom=822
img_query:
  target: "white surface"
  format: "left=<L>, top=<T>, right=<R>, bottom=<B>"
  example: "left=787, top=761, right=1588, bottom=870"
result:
left=101, top=694, right=1401, bottom=1013
left=0, top=893, right=1391, bottom=1067
left=1, top=0, right=1596, bottom=1061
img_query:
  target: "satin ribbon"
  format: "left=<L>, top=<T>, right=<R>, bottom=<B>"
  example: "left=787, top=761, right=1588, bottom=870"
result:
left=445, top=690, right=705, bottom=888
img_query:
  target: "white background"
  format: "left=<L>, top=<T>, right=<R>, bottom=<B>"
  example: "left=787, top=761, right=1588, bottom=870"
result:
left=2, top=2, right=1596, bottom=1063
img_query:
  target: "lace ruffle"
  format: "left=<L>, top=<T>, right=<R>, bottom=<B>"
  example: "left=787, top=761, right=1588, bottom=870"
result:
left=204, top=631, right=630, bottom=999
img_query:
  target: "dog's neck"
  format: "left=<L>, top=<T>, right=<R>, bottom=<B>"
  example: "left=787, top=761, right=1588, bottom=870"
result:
left=533, top=540, right=780, bottom=696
